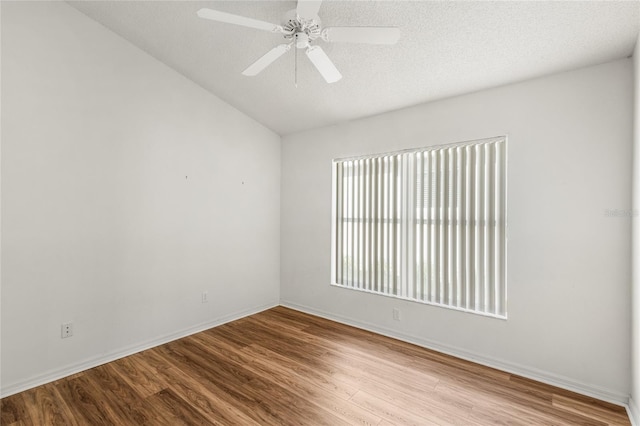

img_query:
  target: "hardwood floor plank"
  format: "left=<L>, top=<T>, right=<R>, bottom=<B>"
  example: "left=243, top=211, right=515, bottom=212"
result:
left=259, top=307, right=319, bottom=331
left=355, top=373, right=472, bottom=419
left=85, top=364, right=158, bottom=425
left=187, top=332, right=257, bottom=367
left=109, top=354, right=168, bottom=398
left=246, top=310, right=313, bottom=335
left=552, top=394, right=630, bottom=425
left=167, top=337, right=255, bottom=386
left=241, top=343, right=359, bottom=400
left=1, top=393, right=31, bottom=426
left=224, top=318, right=329, bottom=364
left=302, top=321, right=509, bottom=384
left=154, top=344, right=254, bottom=403
left=0, top=394, right=27, bottom=424
left=310, top=337, right=441, bottom=396
left=511, top=375, right=628, bottom=416
left=54, top=375, right=124, bottom=424
left=146, top=388, right=216, bottom=426
left=1, top=306, right=630, bottom=425
left=205, top=323, right=254, bottom=348
left=241, top=349, right=381, bottom=425
left=350, top=389, right=441, bottom=426
left=160, top=366, right=263, bottom=426
left=185, top=332, right=368, bottom=424
left=260, top=325, right=440, bottom=402
left=141, top=342, right=263, bottom=425
left=151, top=345, right=284, bottom=425
left=468, top=396, right=609, bottom=426
left=136, top=347, right=177, bottom=374
left=241, top=376, right=354, bottom=426
left=352, top=379, right=472, bottom=426
left=436, top=374, right=551, bottom=407
left=24, top=383, right=76, bottom=426
left=285, top=309, right=506, bottom=385
left=435, top=378, right=610, bottom=426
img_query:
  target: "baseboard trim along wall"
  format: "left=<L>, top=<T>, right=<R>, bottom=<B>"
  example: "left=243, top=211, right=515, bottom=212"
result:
left=279, top=300, right=631, bottom=408
left=0, top=301, right=279, bottom=398
left=628, top=398, right=639, bottom=426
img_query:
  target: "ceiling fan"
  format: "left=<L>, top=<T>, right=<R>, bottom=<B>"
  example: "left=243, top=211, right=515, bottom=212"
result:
left=196, top=0, right=400, bottom=84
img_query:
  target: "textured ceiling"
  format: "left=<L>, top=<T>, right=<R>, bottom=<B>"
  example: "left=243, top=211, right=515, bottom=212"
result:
left=68, top=1, right=640, bottom=136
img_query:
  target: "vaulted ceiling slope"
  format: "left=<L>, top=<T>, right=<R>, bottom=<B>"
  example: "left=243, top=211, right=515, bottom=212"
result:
left=68, top=1, right=639, bottom=136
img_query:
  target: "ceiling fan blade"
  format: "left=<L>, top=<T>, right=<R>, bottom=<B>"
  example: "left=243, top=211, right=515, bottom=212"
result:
left=296, top=0, right=322, bottom=19
left=242, top=44, right=291, bottom=76
left=197, top=8, right=281, bottom=32
left=323, top=27, right=401, bottom=45
left=305, top=45, right=342, bottom=83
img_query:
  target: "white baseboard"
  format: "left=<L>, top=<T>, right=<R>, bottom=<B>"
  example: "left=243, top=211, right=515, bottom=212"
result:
left=629, top=398, right=640, bottom=426
left=0, top=301, right=278, bottom=398
left=280, top=300, right=630, bottom=408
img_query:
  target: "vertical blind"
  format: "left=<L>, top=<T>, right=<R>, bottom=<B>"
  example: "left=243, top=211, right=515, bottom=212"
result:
left=331, top=137, right=507, bottom=318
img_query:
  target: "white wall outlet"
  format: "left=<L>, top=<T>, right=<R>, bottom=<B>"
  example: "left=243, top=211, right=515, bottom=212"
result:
left=61, top=322, right=73, bottom=338
left=392, top=308, right=401, bottom=321
left=202, top=291, right=208, bottom=303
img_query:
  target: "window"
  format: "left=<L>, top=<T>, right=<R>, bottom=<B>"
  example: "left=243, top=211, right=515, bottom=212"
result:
left=331, top=137, right=507, bottom=318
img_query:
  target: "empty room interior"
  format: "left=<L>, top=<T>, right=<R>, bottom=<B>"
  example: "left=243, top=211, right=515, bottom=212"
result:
left=2, top=0, right=640, bottom=424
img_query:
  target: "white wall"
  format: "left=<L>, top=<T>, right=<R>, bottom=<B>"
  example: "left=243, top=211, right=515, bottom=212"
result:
left=1, top=1, right=280, bottom=396
left=281, top=59, right=633, bottom=401
left=631, top=33, right=640, bottom=422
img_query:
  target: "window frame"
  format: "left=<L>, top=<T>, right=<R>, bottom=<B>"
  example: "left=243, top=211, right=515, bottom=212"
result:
left=330, top=136, right=508, bottom=319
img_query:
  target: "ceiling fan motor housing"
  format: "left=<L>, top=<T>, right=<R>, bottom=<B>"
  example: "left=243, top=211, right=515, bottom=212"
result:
left=282, top=9, right=321, bottom=48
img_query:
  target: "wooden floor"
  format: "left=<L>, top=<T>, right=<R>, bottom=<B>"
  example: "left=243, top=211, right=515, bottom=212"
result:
left=1, top=307, right=630, bottom=425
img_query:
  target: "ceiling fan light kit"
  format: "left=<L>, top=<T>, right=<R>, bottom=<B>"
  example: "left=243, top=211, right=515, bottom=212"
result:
left=196, top=0, right=400, bottom=84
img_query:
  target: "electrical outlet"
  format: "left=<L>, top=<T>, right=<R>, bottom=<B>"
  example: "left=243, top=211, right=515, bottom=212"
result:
left=61, top=322, right=73, bottom=338
left=202, top=291, right=208, bottom=303
left=392, top=308, right=401, bottom=321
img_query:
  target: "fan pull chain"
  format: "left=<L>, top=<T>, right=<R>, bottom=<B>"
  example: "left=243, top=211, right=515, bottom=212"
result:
left=294, top=39, right=298, bottom=88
